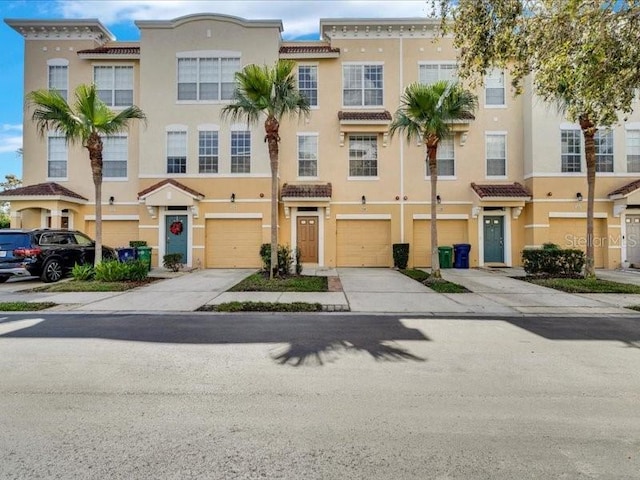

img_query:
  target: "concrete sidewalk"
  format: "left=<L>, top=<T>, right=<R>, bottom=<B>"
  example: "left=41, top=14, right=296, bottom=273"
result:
left=2, top=267, right=640, bottom=315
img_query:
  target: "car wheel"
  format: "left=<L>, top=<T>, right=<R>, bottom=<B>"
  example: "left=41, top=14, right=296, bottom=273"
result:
left=0, top=276, right=10, bottom=283
left=41, top=259, right=64, bottom=283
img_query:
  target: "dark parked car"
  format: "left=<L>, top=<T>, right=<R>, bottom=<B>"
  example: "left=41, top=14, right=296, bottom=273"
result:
left=0, top=229, right=116, bottom=283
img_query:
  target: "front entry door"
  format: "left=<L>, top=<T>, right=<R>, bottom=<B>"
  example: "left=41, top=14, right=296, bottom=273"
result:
left=626, top=215, right=640, bottom=265
left=297, top=216, right=318, bottom=263
left=165, top=214, right=188, bottom=263
left=484, top=216, right=504, bottom=263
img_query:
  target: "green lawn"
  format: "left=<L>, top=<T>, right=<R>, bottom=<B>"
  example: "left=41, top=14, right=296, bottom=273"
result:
left=0, top=302, right=57, bottom=311
left=198, top=301, right=323, bottom=312
left=229, top=273, right=328, bottom=292
left=526, top=277, right=640, bottom=294
left=399, top=269, right=470, bottom=293
left=29, top=279, right=156, bottom=293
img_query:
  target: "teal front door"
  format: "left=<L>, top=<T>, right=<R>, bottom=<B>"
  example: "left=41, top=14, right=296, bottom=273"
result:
left=166, top=214, right=188, bottom=263
left=484, top=216, right=504, bottom=263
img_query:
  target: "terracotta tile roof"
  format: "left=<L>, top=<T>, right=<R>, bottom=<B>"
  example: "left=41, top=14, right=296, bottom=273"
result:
left=279, top=45, right=340, bottom=55
left=471, top=182, right=531, bottom=198
left=338, top=111, right=392, bottom=121
left=608, top=179, right=640, bottom=198
left=77, top=46, right=140, bottom=55
left=0, top=182, right=87, bottom=201
left=281, top=183, right=332, bottom=198
left=137, top=179, right=204, bottom=199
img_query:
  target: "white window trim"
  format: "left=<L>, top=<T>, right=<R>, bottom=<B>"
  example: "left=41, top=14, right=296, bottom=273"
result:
left=230, top=130, right=252, bottom=174
left=484, top=68, right=506, bottom=108
left=425, top=135, right=456, bottom=179
left=297, top=132, right=319, bottom=179
left=102, top=133, right=129, bottom=181
left=92, top=63, right=134, bottom=109
left=47, top=58, right=69, bottom=100
left=46, top=131, right=68, bottom=181
left=341, top=61, right=385, bottom=109
left=175, top=53, right=241, bottom=103
left=166, top=129, right=188, bottom=175
left=485, top=131, right=508, bottom=179
left=197, top=129, right=220, bottom=175
left=417, top=61, right=457, bottom=84
left=298, top=63, right=319, bottom=110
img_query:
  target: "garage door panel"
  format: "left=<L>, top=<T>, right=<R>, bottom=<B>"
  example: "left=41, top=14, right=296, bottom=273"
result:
left=85, top=220, right=138, bottom=248
left=413, top=220, right=467, bottom=267
left=337, top=220, right=391, bottom=267
left=206, top=219, right=262, bottom=268
left=548, top=218, right=605, bottom=268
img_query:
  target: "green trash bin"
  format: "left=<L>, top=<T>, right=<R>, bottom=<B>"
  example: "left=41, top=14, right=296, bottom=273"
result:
left=136, top=246, right=152, bottom=271
left=438, top=246, right=453, bottom=269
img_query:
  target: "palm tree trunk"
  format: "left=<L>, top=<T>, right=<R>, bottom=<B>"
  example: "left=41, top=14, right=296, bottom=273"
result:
left=87, top=132, right=103, bottom=267
left=580, top=115, right=597, bottom=279
left=427, top=138, right=441, bottom=279
left=265, top=117, right=280, bottom=279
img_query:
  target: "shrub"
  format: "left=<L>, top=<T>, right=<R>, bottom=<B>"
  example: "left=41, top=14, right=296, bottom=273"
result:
left=129, top=240, right=147, bottom=248
left=125, top=260, right=149, bottom=281
left=393, top=243, right=410, bottom=269
left=522, top=248, right=585, bottom=276
left=163, top=253, right=183, bottom=272
left=294, top=247, right=303, bottom=275
left=259, top=243, right=294, bottom=276
left=94, top=259, right=149, bottom=282
left=71, top=263, right=95, bottom=281
left=542, top=242, right=560, bottom=250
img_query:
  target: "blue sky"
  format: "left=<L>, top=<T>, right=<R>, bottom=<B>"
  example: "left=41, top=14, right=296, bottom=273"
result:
left=0, top=0, right=431, bottom=182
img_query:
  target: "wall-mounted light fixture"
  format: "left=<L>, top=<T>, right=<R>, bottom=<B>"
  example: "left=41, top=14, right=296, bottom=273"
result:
left=436, top=195, right=442, bottom=204
left=230, top=193, right=236, bottom=203
left=108, top=196, right=115, bottom=205
left=576, top=192, right=583, bottom=202
left=361, top=195, right=366, bottom=205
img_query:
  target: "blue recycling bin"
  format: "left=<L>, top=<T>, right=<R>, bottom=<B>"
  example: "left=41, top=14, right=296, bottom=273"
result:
left=116, top=247, right=137, bottom=262
left=453, top=243, right=471, bottom=269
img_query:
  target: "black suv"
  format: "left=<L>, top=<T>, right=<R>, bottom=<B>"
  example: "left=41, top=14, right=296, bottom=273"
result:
left=0, top=229, right=116, bottom=283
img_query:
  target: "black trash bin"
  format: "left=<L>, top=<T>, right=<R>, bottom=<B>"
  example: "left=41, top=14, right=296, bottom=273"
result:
left=116, top=247, right=137, bottom=263
left=453, top=243, right=471, bottom=269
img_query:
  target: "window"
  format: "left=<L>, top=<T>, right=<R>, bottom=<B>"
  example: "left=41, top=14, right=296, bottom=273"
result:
left=627, top=129, right=640, bottom=172
left=485, top=68, right=505, bottom=106
left=199, top=131, right=219, bottom=173
left=94, top=66, right=133, bottom=107
left=177, top=57, right=240, bottom=101
left=48, top=65, right=68, bottom=100
left=486, top=134, right=506, bottom=176
left=298, top=65, right=318, bottom=107
left=349, top=135, right=378, bottom=177
left=595, top=129, right=614, bottom=172
left=298, top=134, right=318, bottom=177
left=427, top=136, right=454, bottom=176
left=103, top=136, right=128, bottom=178
left=166, top=131, right=187, bottom=174
left=419, top=63, right=457, bottom=85
left=561, top=129, right=582, bottom=172
left=343, top=64, right=383, bottom=106
left=48, top=135, right=67, bottom=178
left=231, top=131, right=251, bottom=173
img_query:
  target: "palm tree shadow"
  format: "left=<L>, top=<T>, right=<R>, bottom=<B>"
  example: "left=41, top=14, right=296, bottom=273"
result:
left=271, top=338, right=426, bottom=367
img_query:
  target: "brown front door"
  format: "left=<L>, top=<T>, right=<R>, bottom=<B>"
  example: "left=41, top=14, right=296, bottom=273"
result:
left=297, top=216, right=318, bottom=263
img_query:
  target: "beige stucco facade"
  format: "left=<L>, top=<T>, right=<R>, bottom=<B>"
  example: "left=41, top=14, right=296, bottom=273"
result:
left=4, top=14, right=639, bottom=269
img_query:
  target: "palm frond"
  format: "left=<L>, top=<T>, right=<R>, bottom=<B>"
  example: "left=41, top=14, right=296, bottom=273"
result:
left=26, top=89, right=81, bottom=143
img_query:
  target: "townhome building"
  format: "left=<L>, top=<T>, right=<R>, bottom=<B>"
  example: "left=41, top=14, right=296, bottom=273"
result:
left=3, top=13, right=639, bottom=270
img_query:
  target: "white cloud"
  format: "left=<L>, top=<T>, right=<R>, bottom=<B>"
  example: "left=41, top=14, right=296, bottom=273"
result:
left=0, top=134, right=23, bottom=154
left=57, top=0, right=432, bottom=38
left=1, top=124, right=23, bottom=133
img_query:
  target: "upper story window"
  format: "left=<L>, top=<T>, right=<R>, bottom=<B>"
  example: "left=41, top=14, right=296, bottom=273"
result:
left=298, top=65, right=318, bottom=107
left=103, top=135, right=128, bottom=178
left=48, top=59, right=68, bottom=100
left=419, top=63, right=457, bottom=85
left=485, top=68, right=505, bottom=107
left=627, top=129, right=640, bottom=173
left=177, top=57, right=240, bottom=101
left=343, top=64, right=383, bottom=107
left=166, top=130, right=187, bottom=174
left=427, top=136, right=455, bottom=177
left=199, top=130, right=219, bottom=174
left=349, top=135, right=378, bottom=177
left=486, top=133, right=507, bottom=177
left=561, top=129, right=582, bottom=173
left=298, top=134, right=318, bottom=177
left=94, top=66, right=133, bottom=107
left=48, top=134, right=67, bottom=179
left=231, top=131, right=251, bottom=173
left=595, top=129, right=614, bottom=173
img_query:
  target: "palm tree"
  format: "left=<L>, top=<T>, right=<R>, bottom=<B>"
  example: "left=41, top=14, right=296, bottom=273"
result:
left=27, top=84, right=146, bottom=265
left=222, top=60, right=310, bottom=279
left=389, top=81, right=477, bottom=278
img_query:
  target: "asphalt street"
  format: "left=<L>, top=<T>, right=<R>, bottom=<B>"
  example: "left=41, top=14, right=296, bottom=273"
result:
left=1, top=312, right=639, bottom=479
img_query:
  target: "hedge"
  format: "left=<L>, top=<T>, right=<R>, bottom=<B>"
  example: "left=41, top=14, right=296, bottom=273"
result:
left=522, top=248, right=585, bottom=275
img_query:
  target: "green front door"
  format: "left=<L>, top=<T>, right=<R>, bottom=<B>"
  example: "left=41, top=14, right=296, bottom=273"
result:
left=484, top=216, right=504, bottom=263
left=166, top=214, right=188, bottom=263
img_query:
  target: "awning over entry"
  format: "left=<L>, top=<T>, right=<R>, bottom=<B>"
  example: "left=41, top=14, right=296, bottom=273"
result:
left=281, top=183, right=332, bottom=218
left=608, top=179, right=640, bottom=216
